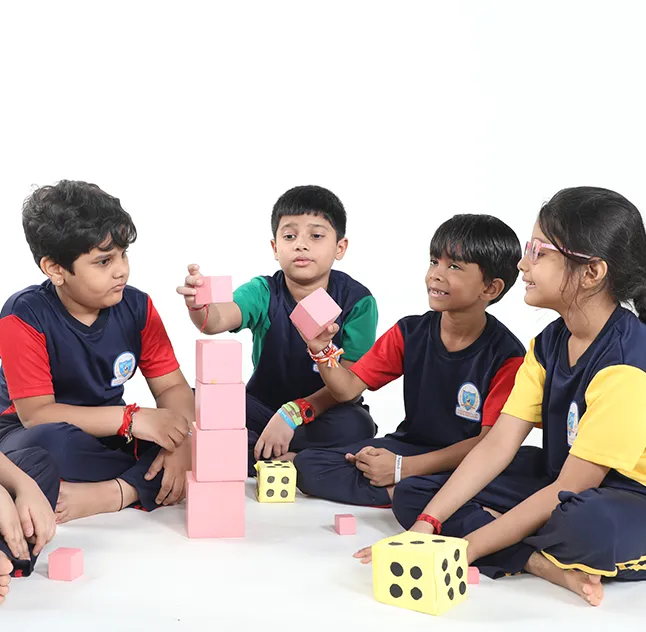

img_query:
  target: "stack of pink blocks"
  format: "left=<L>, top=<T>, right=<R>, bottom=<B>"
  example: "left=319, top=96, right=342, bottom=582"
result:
left=186, top=276, right=247, bottom=538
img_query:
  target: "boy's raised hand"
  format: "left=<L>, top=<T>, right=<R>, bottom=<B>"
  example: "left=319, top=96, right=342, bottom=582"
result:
left=0, top=487, right=30, bottom=561
left=176, top=263, right=205, bottom=308
left=132, top=408, right=189, bottom=452
left=295, top=323, right=339, bottom=354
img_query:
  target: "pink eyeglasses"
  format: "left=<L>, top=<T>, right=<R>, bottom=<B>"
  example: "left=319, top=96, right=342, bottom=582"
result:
left=524, top=239, right=592, bottom=263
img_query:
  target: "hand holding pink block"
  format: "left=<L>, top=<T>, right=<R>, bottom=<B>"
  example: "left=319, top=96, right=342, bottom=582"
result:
left=194, top=276, right=233, bottom=306
left=290, top=287, right=342, bottom=341
left=196, top=339, right=242, bottom=384
left=48, top=547, right=83, bottom=581
left=335, top=513, right=356, bottom=535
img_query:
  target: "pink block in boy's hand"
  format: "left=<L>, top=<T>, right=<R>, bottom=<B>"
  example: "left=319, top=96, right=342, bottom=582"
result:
left=186, top=473, right=245, bottom=538
left=468, top=567, right=480, bottom=584
left=194, top=276, right=233, bottom=306
left=48, top=547, right=84, bottom=581
left=191, top=423, right=247, bottom=482
left=196, top=339, right=242, bottom=384
left=289, top=287, right=342, bottom=341
left=334, top=513, right=356, bottom=535
left=195, top=381, right=246, bottom=430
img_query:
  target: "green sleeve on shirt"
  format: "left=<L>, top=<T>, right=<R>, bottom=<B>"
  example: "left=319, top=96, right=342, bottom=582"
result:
left=232, top=276, right=271, bottom=335
left=341, top=295, right=378, bottom=362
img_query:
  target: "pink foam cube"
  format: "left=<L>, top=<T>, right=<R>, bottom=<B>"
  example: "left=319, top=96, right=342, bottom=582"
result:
left=335, top=513, right=356, bottom=535
left=186, top=473, right=245, bottom=538
left=48, top=547, right=83, bottom=581
left=468, top=566, right=480, bottom=584
left=289, top=287, right=342, bottom=341
left=194, top=276, right=233, bottom=306
left=191, top=423, right=247, bottom=482
left=196, top=381, right=246, bottom=430
left=196, top=339, right=242, bottom=384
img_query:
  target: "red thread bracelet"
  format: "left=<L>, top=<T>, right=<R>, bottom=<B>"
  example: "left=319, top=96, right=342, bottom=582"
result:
left=187, top=302, right=211, bottom=333
left=416, top=513, right=442, bottom=534
left=118, top=403, right=140, bottom=442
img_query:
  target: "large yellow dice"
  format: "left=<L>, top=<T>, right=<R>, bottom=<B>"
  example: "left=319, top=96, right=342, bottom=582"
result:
left=372, top=532, right=468, bottom=615
left=254, top=460, right=296, bottom=503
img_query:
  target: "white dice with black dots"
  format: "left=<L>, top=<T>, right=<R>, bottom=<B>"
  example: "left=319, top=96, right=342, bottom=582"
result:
left=254, top=460, right=296, bottom=503
left=372, top=532, right=468, bottom=615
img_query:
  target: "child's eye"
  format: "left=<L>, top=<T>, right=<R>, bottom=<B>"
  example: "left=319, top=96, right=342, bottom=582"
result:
left=449, top=263, right=462, bottom=270
left=312, top=234, right=324, bottom=239
left=98, top=259, right=111, bottom=266
left=283, top=234, right=296, bottom=241
left=429, top=259, right=438, bottom=266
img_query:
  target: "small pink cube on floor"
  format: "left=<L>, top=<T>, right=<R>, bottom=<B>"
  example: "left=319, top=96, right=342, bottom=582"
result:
left=194, top=276, right=233, bottom=306
left=191, top=423, right=247, bottom=482
left=195, top=381, right=246, bottom=430
left=48, top=547, right=83, bottom=581
left=468, top=566, right=480, bottom=584
left=196, top=339, right=242, bottom=384
left=290, top=287, right=342, bottom=341
left=186, top=473, right=245, bottom=538
left=335, top=513, right=356, bottom=535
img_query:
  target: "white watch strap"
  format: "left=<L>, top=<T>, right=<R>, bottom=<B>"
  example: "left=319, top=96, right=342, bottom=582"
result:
left=394, top=454, right=403, bottom=484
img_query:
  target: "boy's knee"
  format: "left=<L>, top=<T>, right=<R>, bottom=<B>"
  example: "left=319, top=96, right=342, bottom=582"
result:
left=391, top=476, right=443, bottom=529
left=17, top=422, right=79, bottom=456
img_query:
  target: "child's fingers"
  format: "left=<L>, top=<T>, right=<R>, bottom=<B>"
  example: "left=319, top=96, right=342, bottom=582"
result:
left=176, top=285, right=197, bottom=296
left=145, top=452, right=165, bottom=481
left=254, top=439, right=264, bottom=461
left=345, top=453, right=357, bottom=463
left=18, top=508, right=34, bottom=539
left=187, top=264, right=200, bottom=273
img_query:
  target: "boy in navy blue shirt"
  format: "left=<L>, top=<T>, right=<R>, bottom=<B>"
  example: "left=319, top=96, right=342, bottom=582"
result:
left=177, top=186, right=378, bottom=474
left=294, top=215, right=526, bottom=506
left=0, top=180, right=194, bottom=523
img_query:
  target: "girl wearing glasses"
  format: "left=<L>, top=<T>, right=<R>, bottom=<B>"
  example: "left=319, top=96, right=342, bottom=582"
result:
left=356, top=186, right=646, bottom=606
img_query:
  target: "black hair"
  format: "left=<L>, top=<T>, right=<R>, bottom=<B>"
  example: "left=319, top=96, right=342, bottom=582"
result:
left=22, top=180, right=137, bottom=273
left=271, top=185, right=347, bottom=240
left=429, top=214, right=522, bottom=305
left=538, top=186, right=646, bottom=322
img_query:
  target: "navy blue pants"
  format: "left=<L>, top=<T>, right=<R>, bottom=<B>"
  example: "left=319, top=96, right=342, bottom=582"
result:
left=0, top=422, right=163, bottom=512
left=247, top=394, right=377, bottom=476
left=294, top=437, right=434, bottom=506
left=392, top=446, right=646, bottom=581
left=0, top=447, right=60, bottom=577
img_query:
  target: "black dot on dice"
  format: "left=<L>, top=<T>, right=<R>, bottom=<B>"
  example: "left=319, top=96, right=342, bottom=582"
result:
left=388, top=542, right=403, bottom=546
left=442, top=559, right=448, bottom=571
left=454, top=549, right=461, bottom=561
left=432, top=539, right=445, bottom=543
left=281, top=465, right=290, bottom=468
left=268, top=476, right=275, bottom=483
left=411, top=587, right=423, bottom=600
left=266, top=489, right=274, bottom=497
left=457, top=567, right=464, bottom=579
left=390, top=562, right=404, bottom=577
left=410, top=566, right=422, bottom=580
left=280, top=490, right=288, bottom=498
left=445, top=573, right=451, bottom=586
left=448, top=587, right=454, bottom=601
left=263, top=460, right=272, bottom=464
left=280, top=460, right=289, bottom=463
left=459, top=581, right=466, bottom=595
left=281, top=476, right=289, bottom=484
left=389, top=584, right=403, bottom=598
left=410, top=541, right=425, bottom=545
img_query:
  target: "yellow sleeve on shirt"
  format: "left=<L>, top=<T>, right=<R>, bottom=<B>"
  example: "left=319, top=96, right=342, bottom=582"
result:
left=501, top=338, right=545, bottom=423
left=571, top=365, right=646, bottom=479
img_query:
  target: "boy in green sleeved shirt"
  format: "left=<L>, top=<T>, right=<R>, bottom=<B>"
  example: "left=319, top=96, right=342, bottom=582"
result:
left=178, top=185, right=378, bottom=474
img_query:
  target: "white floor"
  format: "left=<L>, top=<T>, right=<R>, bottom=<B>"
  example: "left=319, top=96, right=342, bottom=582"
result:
left=2, top=481, right=644, bottom=630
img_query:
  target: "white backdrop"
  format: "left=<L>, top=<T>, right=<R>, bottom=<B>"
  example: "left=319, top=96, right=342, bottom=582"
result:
left=2, top=0, right=645, bottom=442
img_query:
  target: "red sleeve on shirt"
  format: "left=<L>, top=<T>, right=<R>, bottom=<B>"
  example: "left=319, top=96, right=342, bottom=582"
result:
left=482, top=356, right=524, bottom=427
left=0, top=314, right=54, bottom=400
left=349, top=323, right=405, bottom=390
left=139, top=296, right=180, bottom=379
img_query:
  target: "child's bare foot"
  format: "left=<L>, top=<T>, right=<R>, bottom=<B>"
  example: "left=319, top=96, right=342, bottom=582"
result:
left=56, top=479, right=137, bottom=524
left=0, top=551, right=12, bottom=605
left=525, top=552, right=604, bottom=606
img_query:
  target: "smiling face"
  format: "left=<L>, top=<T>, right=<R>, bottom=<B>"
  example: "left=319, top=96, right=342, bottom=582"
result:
left=271, top=213, right=348, bottom=285
left=43, top=239, right=130, bottom=312
left=425, top=253, right=492, bottom=312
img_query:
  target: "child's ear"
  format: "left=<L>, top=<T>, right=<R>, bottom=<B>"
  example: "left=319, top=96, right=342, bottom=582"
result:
left=335, top=237, right=349, bottom=261
left=482, top=278, right=505, bottom=303
left=581, top=259, right=609, bottom=290
left=40, top=257, right=66, bottom=286
left=270, top=239, right=278, bottom=261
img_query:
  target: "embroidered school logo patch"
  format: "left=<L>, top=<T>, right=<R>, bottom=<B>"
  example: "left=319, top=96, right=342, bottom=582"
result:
left=455, top=382, right=481, bottom=422
left=567, top=401, right=579, bottom=446
left=111, top=351, right=136, bottom=387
